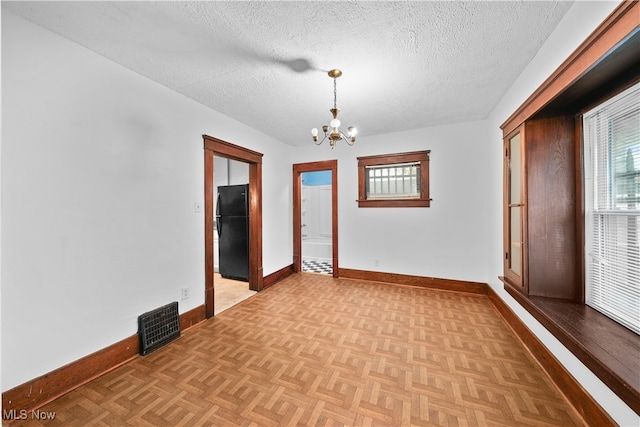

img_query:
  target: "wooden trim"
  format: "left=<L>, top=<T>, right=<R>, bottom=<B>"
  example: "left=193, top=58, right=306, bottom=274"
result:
left=250, top=161, right=264, bottom=291
left=292, top=160, right=339, bottom=278
left=574, top=116, right=586, bottom=304
left=501, top=1, right=640, bottom=136
left=487, top=286, right=616, bottom=426
left=2, top=306, right=207, bottom=417
left=2, top=335, right=139, bottom=418
left=331, top=162, right=338, bottom=278
left=356, top=198, right=431, bottom=208
left=263, top=264, right=295, bottom=289
left=179, top=304, right=207, bottom=332
left=338, top=268, right=487, bottom=295
left=356, top=150, right=430, bottom=165
left=203, top=135, right=264, bottom=317
left=203, top=135, right=263, bottom=164
left=357, top=150, right=431, bottom=208
left=204, top=148, right=215, bottom=318
left=293, top=167, right=301, bottom=273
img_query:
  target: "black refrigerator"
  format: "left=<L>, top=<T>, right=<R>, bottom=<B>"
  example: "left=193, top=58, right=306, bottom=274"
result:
left=216, top=184, right=249, bottom=281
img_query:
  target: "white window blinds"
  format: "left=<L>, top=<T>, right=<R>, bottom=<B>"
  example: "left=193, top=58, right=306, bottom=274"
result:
left=583, top=82, right=640, bottom=335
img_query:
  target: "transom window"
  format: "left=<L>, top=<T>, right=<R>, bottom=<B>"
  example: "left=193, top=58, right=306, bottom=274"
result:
left=357, top=151, right=430, bottom=208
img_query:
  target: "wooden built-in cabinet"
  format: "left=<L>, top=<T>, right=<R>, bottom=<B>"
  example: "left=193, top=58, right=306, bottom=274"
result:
left=499, top=1, right=640, bottom=415
left=502, top=117, right=580, bottom=300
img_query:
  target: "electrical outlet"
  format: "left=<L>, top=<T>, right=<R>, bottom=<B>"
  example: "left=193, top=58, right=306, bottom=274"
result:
left=194, top=202, right=202, bottom=213
left=181, top=288, right=189, bottom=300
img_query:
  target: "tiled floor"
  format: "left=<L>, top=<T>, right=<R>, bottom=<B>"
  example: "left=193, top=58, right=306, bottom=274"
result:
left=15, top=273, right=585, bottom=426
left=302, top=259, right=332, bottom=275
left=214, top=273, right=256, bottom=315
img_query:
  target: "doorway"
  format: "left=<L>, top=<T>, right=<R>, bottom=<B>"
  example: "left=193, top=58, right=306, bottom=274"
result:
left=213, top=157, right=255, bottom=314
left=204, top=135, right=263, bottom=319
left=300, top=171, right=333, bottom=275
left=293, top=160, right=338, bottom=278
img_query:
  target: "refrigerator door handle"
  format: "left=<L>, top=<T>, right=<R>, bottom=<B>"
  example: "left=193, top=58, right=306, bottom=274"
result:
left=215, top=193, right=222, bottom=237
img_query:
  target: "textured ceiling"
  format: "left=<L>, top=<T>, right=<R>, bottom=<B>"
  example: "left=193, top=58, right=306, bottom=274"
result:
left=4, top=1, right=574, bottom=146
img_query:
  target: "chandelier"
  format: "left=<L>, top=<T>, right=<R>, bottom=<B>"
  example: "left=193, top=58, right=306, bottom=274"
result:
left=311, top=69, right=357, bottom=148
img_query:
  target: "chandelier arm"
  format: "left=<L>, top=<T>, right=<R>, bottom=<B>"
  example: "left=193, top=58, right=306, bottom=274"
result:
left=339, top=130, right=355, bottom=146
left=315, top=133, right=328, bottom=146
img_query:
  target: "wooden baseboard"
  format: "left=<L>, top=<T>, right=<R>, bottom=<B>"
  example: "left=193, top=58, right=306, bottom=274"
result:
left=263, top=264, right=294, bottom=289
left=486, top=287, right=615, bottom=426
left=180, top=304, right=206, bottom=331
left=1, top=335, right=139, bottom=418
left=2, top=304, right=207, bottom=417
left=338, top=268, right=487, bottom=295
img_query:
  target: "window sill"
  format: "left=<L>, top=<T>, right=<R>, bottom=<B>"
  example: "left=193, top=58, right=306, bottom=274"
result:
left=357, top=198, right=431, bottom=208
left=501, top=280, right=640, bottom=414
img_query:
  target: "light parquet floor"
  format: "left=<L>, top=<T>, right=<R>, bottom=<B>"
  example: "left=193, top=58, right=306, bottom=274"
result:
left=13, top=273, right=585, bottom=426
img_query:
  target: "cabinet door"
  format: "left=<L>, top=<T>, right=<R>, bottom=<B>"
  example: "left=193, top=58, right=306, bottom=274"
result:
left=504, top=128, right=526, bottom=290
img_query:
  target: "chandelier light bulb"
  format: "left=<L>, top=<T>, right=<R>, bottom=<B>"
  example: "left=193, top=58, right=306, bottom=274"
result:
left=311, top=128, right=318, bottom=137
left=330, top=119, right=341, bottom=129
left=348, top=127, right=357, bottom=136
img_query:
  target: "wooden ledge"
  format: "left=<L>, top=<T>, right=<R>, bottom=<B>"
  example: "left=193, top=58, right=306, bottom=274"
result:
left=503, top=282, right=640, bottom=415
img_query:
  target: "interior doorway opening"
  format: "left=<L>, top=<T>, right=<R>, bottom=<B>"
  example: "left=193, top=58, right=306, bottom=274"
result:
left=204, top=135, right=263, bottom=318
left=293, top=160, right=338, bottom=278
left=213, top=157, right=255, bottom=314
left=300, top=170, right=334, bottom=275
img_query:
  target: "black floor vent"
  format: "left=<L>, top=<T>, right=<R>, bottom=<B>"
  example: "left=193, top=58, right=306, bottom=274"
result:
left=138, top=302, right=180, bottom=355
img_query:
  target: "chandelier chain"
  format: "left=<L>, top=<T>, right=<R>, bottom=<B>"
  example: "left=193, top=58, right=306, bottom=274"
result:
left=333, top=78, right=338, bottom=109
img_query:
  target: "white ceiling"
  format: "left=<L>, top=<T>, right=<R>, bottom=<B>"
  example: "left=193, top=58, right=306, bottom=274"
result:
left=4, top=1, right=574, bottom=146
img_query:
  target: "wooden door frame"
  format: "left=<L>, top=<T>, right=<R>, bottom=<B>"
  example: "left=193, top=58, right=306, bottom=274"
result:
left=293, top=160, right=338, bottom=278
left=204, top=135, right=263, bottom=318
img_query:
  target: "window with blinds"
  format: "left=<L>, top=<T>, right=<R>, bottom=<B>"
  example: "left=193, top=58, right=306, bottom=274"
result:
left=583, top=81, right=640, bottom=335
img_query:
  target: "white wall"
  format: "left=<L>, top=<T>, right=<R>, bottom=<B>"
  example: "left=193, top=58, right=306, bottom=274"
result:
left=1, top=11, right=292, bottom=391
left=486, top=1, right=638, bottom=425
left=293, top=120, right=491, bottom=283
